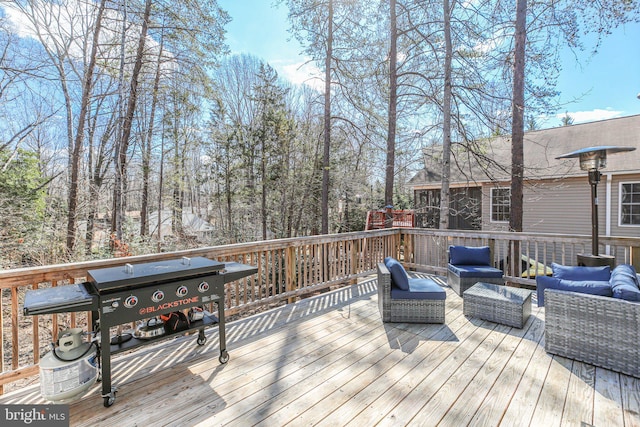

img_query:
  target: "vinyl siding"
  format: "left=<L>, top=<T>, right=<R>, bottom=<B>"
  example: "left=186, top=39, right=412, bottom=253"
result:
left=611, top=173, right=640, bottom=236
left=477, top=174, right=640, bottom=239
left=522, top=177, right=596, bottom=235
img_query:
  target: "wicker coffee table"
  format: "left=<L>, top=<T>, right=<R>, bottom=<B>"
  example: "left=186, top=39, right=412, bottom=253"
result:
left=463, top=282, right=532, bottom=328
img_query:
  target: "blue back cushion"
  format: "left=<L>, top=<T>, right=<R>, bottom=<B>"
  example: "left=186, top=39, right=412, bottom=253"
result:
left=611, top=264, right=640, bottom=302
left=384, top=257, right=409, bottom=290
left=551, top=263, right=610, bottom=281
left=449, top=246, right=490, bottom=266
left=536, top=275, right=611, bottom=306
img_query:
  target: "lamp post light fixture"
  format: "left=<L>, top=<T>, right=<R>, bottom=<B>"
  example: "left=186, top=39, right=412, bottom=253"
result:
left=556, top=146, right=636, bottom=267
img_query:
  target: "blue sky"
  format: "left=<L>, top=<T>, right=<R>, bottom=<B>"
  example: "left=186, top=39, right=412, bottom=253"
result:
left=219, top=1, right=640, bottom=127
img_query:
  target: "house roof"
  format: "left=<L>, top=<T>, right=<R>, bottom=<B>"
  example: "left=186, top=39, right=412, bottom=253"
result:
left=148, top=210, right=215, bottom=234
left=410, top=114, right=640, bottom=188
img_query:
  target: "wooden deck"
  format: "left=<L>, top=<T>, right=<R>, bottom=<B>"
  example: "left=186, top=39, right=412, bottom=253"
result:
left=2, top=273, right=639, bottom=426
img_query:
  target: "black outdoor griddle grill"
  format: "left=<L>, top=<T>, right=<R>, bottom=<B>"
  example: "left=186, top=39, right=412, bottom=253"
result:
left=23, top=256, right=257, bottom=407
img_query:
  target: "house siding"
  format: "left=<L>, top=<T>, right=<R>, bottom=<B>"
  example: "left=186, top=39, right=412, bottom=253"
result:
left=477, top=174, right=640, bottom=238
left=522, top=177, right=596, bottom=235
left=610, top=173, right=640, bottom=236
left=410, top=115, right=640, bottom=239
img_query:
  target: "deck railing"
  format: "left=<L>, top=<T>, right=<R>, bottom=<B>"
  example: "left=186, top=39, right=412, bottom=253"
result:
left=0, top=228, right=638, bottom=393
left=402, top=229, right=640, bottom=286
left=365, top=209, right=415, bottom=229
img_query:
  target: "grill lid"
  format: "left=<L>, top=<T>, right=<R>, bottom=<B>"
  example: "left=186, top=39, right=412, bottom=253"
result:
left=88, top=256, right=224, bottom=293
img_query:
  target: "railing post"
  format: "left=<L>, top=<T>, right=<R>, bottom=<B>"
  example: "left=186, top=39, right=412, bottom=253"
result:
left=488, top=239, right=496, bottom=267
left=286, top=246, right=296, bottom=304
left=400, top=230, right=414, bottom=266
left=0, top=293, right=3, bottom=396
left=632, top=246, right=640, bottom=270
left=350, top=238, right=359, bottom=284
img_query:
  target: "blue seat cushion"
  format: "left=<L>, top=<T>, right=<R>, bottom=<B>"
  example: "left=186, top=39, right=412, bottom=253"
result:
left=611, top=264, right=640, bottom=302
left=391, top=278, right=446, bottom=300
left=384, top=256, right=409, bottom=290
left=449, top=245, right=490, bottom=266
left=448, top=264, right=503, bottom=279
left=551, top=263, right=611, bottom=281
left=536, top=275, right=612, bottom=307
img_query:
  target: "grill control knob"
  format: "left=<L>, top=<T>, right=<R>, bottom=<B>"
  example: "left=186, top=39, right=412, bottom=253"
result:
left=198, top=281, right=209, bottom=293
left=152, top=290, right=165, bottom=302
left=176, top=285, right=188, bottom=297
left=124, top=295, right=138, bottom=309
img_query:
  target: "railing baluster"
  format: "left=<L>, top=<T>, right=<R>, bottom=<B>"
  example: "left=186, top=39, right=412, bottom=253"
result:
left=11, top=287, right=18, bottom=370
left=0, top=289, right=4, bottom=395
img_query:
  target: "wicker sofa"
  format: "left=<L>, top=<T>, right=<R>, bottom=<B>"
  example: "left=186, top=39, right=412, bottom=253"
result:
left=377, top=259, right=446, bottom=323
left=538, top=263, right=640, bottom=378
left=544, top=288, right=640, bottom=377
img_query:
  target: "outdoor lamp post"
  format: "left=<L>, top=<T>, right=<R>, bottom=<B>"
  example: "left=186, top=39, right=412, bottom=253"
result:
left=556, top=146, right=636, bottom=267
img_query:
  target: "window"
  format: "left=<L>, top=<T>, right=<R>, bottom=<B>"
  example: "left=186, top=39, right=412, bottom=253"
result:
left=414, top=188, right=482, bottom=230
left=491, top=188, right=510, bottom=222
left=620, top=182, right=640, bottom=226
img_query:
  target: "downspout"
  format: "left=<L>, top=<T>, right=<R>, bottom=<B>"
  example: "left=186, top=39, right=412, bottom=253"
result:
left=605, top=173, right=612, bottom=255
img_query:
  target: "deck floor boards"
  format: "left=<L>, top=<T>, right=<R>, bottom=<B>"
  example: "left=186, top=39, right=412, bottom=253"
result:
left=1, top=274, right=638, bottom=427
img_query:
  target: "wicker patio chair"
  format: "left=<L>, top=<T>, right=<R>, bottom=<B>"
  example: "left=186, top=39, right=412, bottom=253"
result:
left=447, top=245, right=504, bottom=296
left=377, top=262, right=445, bottom=323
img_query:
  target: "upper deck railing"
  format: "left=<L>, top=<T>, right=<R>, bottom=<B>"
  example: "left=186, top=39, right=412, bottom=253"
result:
left=0, top=228, right=638, bottom=394
left=365, top=209, right=415, bottom=230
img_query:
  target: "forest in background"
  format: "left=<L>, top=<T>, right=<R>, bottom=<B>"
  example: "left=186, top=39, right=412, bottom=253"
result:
left=0, top=0, right=637, bottom=268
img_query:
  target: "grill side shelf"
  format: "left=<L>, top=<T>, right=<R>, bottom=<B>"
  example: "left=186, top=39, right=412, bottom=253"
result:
left=23, top=283, right=97, bottom=316
left=221, top=262, right=259, bottom=283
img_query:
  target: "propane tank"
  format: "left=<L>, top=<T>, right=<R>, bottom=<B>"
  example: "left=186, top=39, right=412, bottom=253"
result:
left=39, top=328, right=99, bottom=404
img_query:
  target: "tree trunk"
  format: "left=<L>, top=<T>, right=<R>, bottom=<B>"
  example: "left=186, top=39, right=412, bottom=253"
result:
left=385, top=0, right=398, bottom=228
left=510, top=0, right=526, bottom=234
left=172, top=128, right=184, bottom=237
left=510, top=0, right=527, bottom=278
left=156, top=132, right=165, bottom=252
left=85, top=178, right=101, bottom=255
left=321, top=0, right=333, bottom=235
left=113, top=0, right=152, bottom=241
left=261, top=140, right=268, bottom=240
left=440, top=0, right=453, bottom=230
left=141, top=35, right=164, bottom=237
left=66, top=0, right=106, bottom=256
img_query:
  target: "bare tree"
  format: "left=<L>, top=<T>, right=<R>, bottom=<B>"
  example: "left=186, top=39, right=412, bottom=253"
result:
left=384, top=0, right=398, bottom=228
left=321, top=0, right=333, bottom=234
left=439, top=0, right=453, bottom=230
left=140, top=30, right=165, bottom=237
left=509, top=0, right=526, bottom=234
left=279, top=0, right=339, bottom=234
left=112, top=0, right=151, bottom=242
left=66, top=0, right=106, bottom=254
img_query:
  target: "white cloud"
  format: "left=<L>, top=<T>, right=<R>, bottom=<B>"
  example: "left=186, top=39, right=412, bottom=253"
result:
left=557, top=109, right=624, bottom=124
left=473, top=28, right=507, bottom=54
left=3, top=5, right=37, bottom=39
left=2, top=1, right=171, bottom=75
left=273, top=59, right=324, bottom=92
